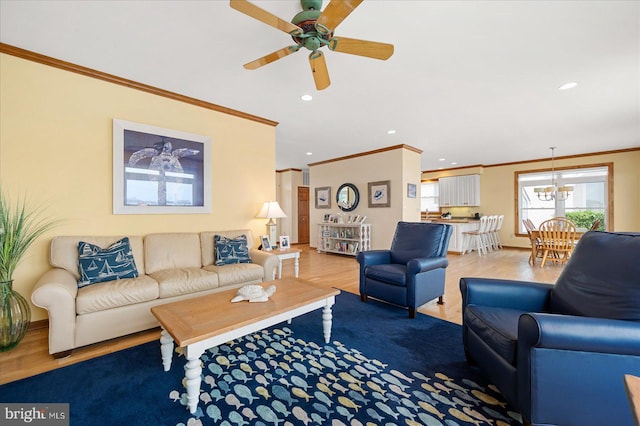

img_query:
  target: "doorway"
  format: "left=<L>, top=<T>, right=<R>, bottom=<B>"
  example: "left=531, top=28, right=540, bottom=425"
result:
left=297, top=187, right=309, bottom=244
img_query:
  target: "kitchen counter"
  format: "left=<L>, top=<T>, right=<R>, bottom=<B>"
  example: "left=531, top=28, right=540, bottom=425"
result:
left=421, top=219, right=480, bottom=253
left=427, top=218, right=481, bottom=224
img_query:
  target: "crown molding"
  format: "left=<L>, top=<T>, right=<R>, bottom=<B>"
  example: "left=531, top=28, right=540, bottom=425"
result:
left=0, top=42, right=278, bottom=127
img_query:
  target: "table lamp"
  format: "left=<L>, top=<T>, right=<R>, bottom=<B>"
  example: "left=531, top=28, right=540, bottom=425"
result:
left=256, top=201, right=287, bottom=247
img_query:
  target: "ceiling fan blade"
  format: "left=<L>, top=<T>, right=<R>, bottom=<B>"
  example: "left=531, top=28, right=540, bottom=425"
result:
left=330, top=36, right=394, bottom=60
left=243, top=46, right=301, bottom=70
left=316, top=0, right=363, bottom=33
left=309, top=51, right=330, bottom=90
left=230, top=0, right=301, bottom=35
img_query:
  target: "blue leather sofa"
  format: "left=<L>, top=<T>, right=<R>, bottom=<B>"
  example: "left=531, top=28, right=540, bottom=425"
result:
left=357, top=221, right=452, bottom=318
left=460, top=231, right=640, bottom=426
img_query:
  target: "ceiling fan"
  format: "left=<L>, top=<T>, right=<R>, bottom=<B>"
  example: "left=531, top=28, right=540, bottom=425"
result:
left=230, top=0, right=394, bottom=90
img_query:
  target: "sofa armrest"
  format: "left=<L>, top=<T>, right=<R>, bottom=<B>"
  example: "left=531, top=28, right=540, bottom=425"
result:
left=517, top=313, right=640, bottom=425
left=519, top=313, right=640, bottom=355
left=460, top=277, right=553, bottom=312
left=31, top=268, right=78, bottom=355
left=356, top=250, right=391, bottom=267
left=407, top=257, right=448, bottom=274
left=249, top=249, right=278, bottom=281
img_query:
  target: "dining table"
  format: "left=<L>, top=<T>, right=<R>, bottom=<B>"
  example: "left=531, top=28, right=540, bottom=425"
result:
left=529, top=229, right=587, bottom=266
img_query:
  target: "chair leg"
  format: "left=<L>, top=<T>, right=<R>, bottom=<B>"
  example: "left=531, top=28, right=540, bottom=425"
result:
left=437, top=295, right=444, bottom=305
left=360, top=294, right=367, bottom=303
left=464, top=348, right=475, bottom=365
left=409, top=307, right=417, bottom=318
left=540, top=250, right=549, bottom=267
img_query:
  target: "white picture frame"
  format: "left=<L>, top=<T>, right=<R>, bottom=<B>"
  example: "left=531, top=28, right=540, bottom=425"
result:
left=279, top=236, right=290, bottom=250
left=261, top=235, right=272, bottom=251
left=113, top=119, right=211, bottom=214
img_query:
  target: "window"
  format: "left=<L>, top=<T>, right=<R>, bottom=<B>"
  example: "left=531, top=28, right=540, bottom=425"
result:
left=421, top=181, right=439, bottom=213
left=516, top=164, right=611, bottom=233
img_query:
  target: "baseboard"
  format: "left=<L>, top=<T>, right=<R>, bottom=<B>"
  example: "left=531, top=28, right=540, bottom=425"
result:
left=29, top=319, right=49, bottom=330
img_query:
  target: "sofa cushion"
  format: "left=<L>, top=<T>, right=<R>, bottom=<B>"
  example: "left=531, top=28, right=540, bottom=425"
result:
left=203, top=263, right=264, bottom=286
left=76, top=275, right=159, bottom=315
left=201, top=230, right=256, bottom=266
left=364, top=264, right=407, bottom=287
left=214, top=234, right=252, bottom=266
left=150, top=268, right=219, bottom=298
left=550, top=231, right=640, bottom=321
left=50, top=235, right=145, bottom=278
left=464, top=305, right=524, bottom=365
left=77, top=237, right=139, bottom=287
left=144, top=233, right=202, bottom=274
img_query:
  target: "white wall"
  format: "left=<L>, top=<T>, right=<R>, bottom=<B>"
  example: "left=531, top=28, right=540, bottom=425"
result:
left=309, top=146, right=422, bottom=250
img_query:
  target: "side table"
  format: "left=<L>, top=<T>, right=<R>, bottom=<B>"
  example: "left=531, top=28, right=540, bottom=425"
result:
left=274, top=248, right=301, bottom=279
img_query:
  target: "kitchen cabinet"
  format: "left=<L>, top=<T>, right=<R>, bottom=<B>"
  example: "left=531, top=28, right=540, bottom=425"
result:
left=438, top=175, right=480, bottom=206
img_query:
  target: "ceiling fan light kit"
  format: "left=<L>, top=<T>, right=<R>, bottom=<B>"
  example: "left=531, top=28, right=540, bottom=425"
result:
left=230, top=0, right=394, bottom=90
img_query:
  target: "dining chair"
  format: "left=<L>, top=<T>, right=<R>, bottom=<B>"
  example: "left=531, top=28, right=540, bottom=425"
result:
left=538, top=217, right=577, bottom=267
left=491, top=214, right=504, bottom=250
left=590, top=219, right=602, bottom=231
left=523, top=219, right=543, bottom=265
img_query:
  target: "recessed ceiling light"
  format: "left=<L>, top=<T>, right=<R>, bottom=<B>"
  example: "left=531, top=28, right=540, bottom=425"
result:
left=306, top=152, right=313, bottom=156
left=439, top=158, right=446, bottom=162
left=451, top=162, right=458, bottom=165
left=301, top=94, right=313, bottom=101
left=558, top=82, right=578, bottom=91
left=387, top=130, right=396, bottom=134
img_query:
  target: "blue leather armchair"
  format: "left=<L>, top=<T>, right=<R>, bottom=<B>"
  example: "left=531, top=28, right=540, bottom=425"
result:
left=461, top=231, right=640, bottom=426
left=357, top=221, right=452, bottom=318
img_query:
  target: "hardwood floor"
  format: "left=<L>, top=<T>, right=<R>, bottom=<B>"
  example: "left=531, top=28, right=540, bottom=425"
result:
left=0, top=245, right=562, bottom=385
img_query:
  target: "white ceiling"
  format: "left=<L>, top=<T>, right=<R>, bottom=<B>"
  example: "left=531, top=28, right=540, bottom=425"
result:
left=1, top=0, right=638, bottom=171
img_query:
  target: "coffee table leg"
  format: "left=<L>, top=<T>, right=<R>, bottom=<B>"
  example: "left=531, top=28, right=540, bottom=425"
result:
left=160, top=327, right=174, bottom=372
left=294, top=254, right=299, bottom=278
left=322, top=301, right=334, bottom=344
left=185, top=348, right=204, bottom=414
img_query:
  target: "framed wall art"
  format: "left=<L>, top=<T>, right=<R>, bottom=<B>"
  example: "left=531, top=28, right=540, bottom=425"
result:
left=113, top=119, right=211, bottom=214
left=315, top=187, right=331, bottom=209
left=368, top=180, right=391, bottom=208
left=407, top=183, right=417, bottom=198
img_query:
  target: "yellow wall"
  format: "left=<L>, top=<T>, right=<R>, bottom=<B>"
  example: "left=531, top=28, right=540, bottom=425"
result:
left=0, top=53, right=277, bottom=320
left=309, top=146, right=422, bottom=250
left=423, top=150, right=640, bottom=248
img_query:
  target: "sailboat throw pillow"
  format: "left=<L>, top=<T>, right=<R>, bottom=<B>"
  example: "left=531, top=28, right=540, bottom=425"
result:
left=214, top=234, right=252, bottom=266
left=77, top=237, right=139, bottom=287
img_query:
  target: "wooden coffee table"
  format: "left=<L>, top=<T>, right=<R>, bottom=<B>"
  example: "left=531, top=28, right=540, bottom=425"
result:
left=151, top=278, right=340, bottom=414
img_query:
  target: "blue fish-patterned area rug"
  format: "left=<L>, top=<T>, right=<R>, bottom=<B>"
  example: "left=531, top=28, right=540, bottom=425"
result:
left=0, top=292, right=522, bottom=425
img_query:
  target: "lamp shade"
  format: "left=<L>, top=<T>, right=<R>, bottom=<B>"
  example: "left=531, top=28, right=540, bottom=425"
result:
left=256, top=201, right=287, bottom=219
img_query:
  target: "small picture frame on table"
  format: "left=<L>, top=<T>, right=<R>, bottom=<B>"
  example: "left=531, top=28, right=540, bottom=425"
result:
left=323, top=213, right=331, bottom=222
left=279, top=236, right=290, bottom=250
left=261, top=235, right=272, bottom=251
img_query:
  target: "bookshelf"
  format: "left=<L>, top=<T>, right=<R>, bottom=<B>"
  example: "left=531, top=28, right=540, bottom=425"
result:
left=317, top=223, right=371, bottom=256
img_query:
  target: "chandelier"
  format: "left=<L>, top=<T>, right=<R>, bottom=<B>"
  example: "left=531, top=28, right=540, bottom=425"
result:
left=533, top=147, right=573, bottom=201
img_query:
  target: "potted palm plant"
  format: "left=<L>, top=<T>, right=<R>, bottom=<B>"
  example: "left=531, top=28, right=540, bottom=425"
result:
left=0, top=188, right=57, bottom=351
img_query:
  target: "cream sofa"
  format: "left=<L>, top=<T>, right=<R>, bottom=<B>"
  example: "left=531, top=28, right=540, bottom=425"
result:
left=32, top=230, right=278, bottom=357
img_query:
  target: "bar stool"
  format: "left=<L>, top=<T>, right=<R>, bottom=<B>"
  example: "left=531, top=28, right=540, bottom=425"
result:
left=461, top=215, right=490, bottom=255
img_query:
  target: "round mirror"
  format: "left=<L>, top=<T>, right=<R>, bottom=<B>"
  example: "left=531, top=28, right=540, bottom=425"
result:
left=336, top=183, right=359, bottom=212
